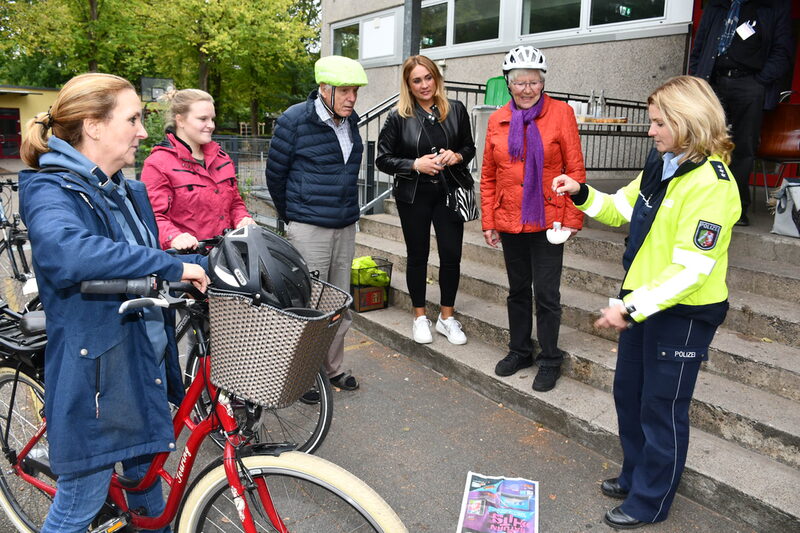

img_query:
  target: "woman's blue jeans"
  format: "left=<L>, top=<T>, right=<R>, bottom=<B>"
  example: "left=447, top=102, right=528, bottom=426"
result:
left=41, top=455, right=169, bottom=533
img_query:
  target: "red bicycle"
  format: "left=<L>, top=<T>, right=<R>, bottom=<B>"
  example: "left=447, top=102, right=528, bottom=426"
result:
left=0, top=278, right=406, bottom=532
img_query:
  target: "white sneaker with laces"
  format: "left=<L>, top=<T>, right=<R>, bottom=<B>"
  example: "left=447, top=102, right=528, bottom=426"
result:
left=412, top=316, right=433, bottom=344
left=435, top=314, right=467, bottom=345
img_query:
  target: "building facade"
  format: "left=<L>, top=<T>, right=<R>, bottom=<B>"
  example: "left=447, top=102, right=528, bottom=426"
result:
left=0, top=86, right=60, bottom=159
left=321, top=0, right=695, bottom=111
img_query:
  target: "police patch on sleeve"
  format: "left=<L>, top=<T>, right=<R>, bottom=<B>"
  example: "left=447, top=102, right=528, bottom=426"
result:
left=694, top=220, right=721, bottom=250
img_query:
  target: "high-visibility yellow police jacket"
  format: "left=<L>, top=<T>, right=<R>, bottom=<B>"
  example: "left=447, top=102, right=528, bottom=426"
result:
left=572, top=149, right=741, bottom=323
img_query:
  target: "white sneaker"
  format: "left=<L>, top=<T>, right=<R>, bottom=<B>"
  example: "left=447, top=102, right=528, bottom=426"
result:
left=435, top=314, right=467, bottom=345
left=412, top=316, right=433, bottom=344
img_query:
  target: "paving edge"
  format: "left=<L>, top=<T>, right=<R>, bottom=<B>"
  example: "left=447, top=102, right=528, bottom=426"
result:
left=352, top=308, right=800, bottom=532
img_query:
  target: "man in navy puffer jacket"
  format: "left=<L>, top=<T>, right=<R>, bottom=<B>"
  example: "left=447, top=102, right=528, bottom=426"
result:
left=267, top=55, right=368, bottom=392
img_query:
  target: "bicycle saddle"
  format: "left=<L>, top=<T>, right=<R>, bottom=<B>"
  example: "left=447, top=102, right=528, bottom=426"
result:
left=20, top=311, right=46, bottom=337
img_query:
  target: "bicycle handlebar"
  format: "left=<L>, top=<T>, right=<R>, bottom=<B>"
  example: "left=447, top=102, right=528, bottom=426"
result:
left=81, top=277, right=206, bottom=314
left=81, top=277, right=159, bottom=297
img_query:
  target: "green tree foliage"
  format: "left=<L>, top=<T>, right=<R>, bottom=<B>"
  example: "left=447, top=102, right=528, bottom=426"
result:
left=1, top=0, right=320, bottom=132
left=1, top=0, right=158, bottom=81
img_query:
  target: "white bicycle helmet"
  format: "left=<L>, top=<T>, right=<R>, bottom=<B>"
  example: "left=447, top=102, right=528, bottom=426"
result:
left=502, top=46, right=547, bottom=75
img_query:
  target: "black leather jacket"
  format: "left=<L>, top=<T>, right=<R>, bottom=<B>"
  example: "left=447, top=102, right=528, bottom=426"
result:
left=688, top=0, right=793, bottom=110
left=376, top=99, right=476, bottom=203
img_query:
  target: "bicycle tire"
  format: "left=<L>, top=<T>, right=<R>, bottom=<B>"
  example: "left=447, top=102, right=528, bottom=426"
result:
left=176, top=452, right=407, bottom=533
left=0, top=364, right=52, bottom=532
left=179, top=313, right=332, bottom=454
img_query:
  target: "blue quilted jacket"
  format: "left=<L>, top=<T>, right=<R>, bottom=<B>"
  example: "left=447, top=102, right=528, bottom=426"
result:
left=266, top=90, right=363, bottom=228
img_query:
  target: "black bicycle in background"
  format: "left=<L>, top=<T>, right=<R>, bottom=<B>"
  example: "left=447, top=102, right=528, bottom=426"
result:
left=0, top=179, right=36, bottom=313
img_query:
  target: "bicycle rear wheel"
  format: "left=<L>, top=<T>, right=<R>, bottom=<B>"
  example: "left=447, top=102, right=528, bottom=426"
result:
left=0, top=239, right=33, bottom=313
left=181, top=317, right=332, bottom=454
left=0, top=364, right=52, bottom=532
left=176, top=452, right=407, bottom=533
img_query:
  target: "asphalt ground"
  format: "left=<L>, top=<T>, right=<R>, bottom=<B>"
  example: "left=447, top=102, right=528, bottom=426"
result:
left=313, top=329, right=757, bottom=533
left=0, top=328, right=758, bottom=532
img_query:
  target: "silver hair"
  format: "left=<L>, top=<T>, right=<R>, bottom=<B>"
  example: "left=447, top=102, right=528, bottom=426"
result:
left=508, top=69, right=546, bottom=83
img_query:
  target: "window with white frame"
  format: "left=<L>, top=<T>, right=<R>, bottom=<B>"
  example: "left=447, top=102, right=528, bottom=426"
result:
left=330, top=8, right=402, bottom=64
left=421, top=2, right=448, bottom=49
left=454, top=0, right=501, bottom=44
left=522, top=0, right=581, bottom=34
left=589, top=0, right=666, bottom=26
left=333, top=23, right=359, bottom=59
left=330, top=0, right=687, bottom=63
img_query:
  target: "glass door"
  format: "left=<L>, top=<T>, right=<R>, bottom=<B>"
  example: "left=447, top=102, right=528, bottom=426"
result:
left=0, top=108, right=21, bottom=159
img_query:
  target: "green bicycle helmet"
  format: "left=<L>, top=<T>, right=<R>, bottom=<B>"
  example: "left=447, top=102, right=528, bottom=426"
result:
left=314, top=56, right=368, bottom=87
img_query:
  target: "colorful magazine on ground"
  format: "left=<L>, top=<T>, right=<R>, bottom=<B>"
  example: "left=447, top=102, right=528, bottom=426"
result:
left=456, top=471, right=539, bottom=533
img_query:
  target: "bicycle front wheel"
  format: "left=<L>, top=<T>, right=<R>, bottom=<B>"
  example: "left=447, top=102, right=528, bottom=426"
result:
left=0, top=364, right=52, bottom=532
left=176, top=452, right=407, bottom=533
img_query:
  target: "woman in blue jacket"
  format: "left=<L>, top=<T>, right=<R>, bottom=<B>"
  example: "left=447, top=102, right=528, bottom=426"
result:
left=18, top=73, right=208, bottom=532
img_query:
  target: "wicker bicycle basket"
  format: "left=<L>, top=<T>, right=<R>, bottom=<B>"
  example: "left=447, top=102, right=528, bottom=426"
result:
left=207, top=279, right=352, bottom=408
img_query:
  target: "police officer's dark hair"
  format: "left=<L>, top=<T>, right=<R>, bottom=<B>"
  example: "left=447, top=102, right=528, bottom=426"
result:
left=648, top=76, right=733, bottom=165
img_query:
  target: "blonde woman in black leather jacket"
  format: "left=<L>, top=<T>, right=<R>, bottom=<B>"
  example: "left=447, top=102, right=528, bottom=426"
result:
left=376, top=55, right=475, bottom=346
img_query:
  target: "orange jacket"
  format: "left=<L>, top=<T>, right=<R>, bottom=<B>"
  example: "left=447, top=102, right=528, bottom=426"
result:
left=480, top=95, right=585, bottom=234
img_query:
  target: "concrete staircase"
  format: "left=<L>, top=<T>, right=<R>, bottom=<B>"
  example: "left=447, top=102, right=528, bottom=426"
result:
left=350, top=191, right=800, bottom=531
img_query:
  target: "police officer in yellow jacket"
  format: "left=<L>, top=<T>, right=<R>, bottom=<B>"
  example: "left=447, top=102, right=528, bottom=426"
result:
left=554, top=76, right=739, bottom=529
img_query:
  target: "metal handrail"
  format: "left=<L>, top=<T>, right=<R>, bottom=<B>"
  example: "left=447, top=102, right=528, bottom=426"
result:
left=245, top=81, right=650, bottom=226
left=357, top=94, right=400, bottom=127
left=360, top=186, right=394, bottom=215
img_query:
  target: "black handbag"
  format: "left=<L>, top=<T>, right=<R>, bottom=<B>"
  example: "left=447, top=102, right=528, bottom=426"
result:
left=445, top=181, right=479, bottom=222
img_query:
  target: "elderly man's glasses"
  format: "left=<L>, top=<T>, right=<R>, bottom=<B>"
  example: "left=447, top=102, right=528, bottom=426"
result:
left=511, top=81, right=543, bottom=89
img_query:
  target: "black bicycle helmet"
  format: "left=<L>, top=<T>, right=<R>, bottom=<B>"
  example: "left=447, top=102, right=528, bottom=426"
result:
left=209, top=226, right=313, bottom=308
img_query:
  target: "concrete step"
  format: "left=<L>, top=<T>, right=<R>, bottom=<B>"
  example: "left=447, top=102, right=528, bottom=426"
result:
left=376, top=266, right=800, bottom=471
left=383, top=196, right=800, bottom=268
left=355, top=233, right=800, bottom=403
left=361, top=212, right=800, bottom=304
left=582, top=210, right=800, bottom=266
left=356, top=225, right=800, bottom=349
left=351, top=303, right=800, bottom=532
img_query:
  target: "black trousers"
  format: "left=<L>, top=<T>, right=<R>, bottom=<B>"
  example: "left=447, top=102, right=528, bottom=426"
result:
left=396, top=181, right=464, bottom=308
left=712, top=74, right=766, bottom=212
left=499, top=231, right=564, bottom=367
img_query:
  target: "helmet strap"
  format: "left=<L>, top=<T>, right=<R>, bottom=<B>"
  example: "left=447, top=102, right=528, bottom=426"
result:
left=321, top=86, right=344, bottom=123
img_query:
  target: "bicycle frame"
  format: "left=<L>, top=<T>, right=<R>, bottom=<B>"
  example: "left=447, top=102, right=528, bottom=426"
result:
left=0, top=227, right=32, bottom=283
left=9, top=350, right=290, bottom=533
left=0, top=180, right=32, bottom=284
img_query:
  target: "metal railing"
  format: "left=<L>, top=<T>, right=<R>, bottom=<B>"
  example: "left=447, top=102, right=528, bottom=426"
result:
left=186, top=84, right=650, bottom=218
left=211, top=135, right=271, bottom=191
left=357, top=82, right=488, bottom=214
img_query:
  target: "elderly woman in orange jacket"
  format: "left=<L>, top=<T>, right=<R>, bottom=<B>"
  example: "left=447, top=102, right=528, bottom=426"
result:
left=481, top=46, right=585, bottom=392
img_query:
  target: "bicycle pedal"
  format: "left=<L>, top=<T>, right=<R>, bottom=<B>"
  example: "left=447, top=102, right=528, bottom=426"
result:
left=89, top=516, right=129, bottom=533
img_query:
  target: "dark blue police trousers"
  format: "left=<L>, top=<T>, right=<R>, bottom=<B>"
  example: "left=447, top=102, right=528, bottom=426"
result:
left=613, top=311, right=717, bottom=523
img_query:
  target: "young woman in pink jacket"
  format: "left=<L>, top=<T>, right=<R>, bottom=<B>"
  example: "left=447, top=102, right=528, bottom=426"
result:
left=142, top=89, right=255, bottom=250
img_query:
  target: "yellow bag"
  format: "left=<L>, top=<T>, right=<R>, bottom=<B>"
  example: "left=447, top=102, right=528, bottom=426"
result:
left=351, top=256, right=391, bottom=287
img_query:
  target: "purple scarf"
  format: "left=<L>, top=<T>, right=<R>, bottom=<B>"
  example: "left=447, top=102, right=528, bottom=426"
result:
left=508, top=96, right=545, bottom=227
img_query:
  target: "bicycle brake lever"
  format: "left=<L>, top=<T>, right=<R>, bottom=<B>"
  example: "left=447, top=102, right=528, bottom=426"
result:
left=118, top=298, right=169, bottom=314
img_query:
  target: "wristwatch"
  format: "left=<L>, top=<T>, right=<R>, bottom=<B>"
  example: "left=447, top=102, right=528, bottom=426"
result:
left=623, top=303, right=636, bottom=322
